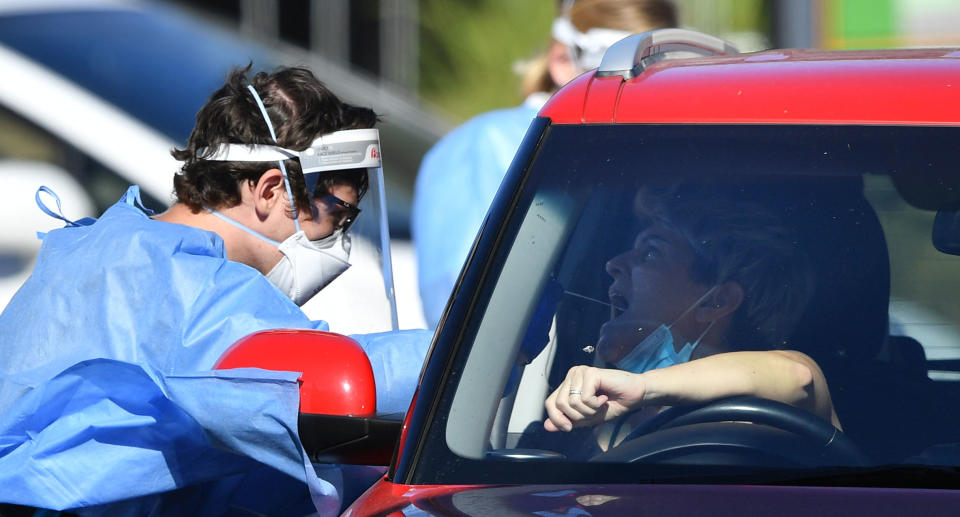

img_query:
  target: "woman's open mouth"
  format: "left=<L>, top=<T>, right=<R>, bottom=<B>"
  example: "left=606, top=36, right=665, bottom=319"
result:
left=609, top=292, right=628, bottom=319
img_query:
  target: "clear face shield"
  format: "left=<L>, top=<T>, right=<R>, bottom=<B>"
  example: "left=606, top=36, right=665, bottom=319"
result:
left=203, top=126, right=398, bottom=334
left=298, top=129, right=399, bottom=334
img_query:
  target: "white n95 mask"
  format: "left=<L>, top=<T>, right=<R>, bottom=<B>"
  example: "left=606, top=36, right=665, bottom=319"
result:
left=265, top=229, right=351, bottom=306
left=204, top=208, right=353, bottom=306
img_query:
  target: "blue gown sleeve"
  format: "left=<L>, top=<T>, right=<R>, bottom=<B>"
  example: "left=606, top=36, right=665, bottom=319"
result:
left=176, top=258, right=329, bottom=372
left=412, top=106, right=537, bottom=328
left=349, top=328, right=433, bottom=415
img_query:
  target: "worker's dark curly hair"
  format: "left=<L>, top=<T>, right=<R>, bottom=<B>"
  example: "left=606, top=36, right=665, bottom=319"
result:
left=171, top=64, right=377, bottom=213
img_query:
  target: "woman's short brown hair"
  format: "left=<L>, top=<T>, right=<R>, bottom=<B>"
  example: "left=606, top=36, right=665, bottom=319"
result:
left=634, top=182, right=815, bottom=350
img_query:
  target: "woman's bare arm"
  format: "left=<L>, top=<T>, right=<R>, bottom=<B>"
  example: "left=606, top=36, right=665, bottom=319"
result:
left=544, top=350, right=839, bottom=432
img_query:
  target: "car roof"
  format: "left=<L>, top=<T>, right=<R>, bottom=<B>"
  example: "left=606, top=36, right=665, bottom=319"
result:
left=541, top=48, right=960, bottom=126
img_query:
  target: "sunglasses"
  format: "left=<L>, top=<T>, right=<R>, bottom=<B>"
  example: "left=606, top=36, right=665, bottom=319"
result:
left=320, top=193, right=361, bottom=233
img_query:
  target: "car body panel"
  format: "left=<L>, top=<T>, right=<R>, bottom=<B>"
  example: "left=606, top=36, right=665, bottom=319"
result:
left=348, top=480, right=960, bottom=516
left=541, top=49, right=960, bottom=125
left=580, top=75, right=622, bottom=124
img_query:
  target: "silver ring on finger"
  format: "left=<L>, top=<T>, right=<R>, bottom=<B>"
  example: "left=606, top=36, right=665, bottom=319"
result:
left=569, top=389, right=582, bottom=396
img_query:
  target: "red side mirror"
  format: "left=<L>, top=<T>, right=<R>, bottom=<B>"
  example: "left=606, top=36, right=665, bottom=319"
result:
left=215, top=329, right=377, bottom=417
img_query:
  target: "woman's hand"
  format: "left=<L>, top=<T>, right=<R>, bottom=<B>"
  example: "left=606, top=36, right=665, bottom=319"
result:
left=543, top=365, right=647, bottom=432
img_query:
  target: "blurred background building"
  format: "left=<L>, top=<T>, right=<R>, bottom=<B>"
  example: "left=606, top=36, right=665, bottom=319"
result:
left=1, top=0, right=960, bottom=328
left=165, top=0, right=960, bottom=122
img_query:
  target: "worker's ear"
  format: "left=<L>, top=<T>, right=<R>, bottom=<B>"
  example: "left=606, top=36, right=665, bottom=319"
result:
left=252, top=169, right=287, bottom=220
left=694, top=281, right=744, bottom=323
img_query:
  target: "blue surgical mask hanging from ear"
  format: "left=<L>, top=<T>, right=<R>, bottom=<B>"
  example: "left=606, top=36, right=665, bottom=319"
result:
left=614, top=285, right=719, bottom=374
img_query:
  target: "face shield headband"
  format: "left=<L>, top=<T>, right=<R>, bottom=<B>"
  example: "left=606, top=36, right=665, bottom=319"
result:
left=551, top=16, right=633, bottom=72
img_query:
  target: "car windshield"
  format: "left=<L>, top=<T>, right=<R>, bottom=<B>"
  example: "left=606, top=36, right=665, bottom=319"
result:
left=418, top=123, right=960, bottom=486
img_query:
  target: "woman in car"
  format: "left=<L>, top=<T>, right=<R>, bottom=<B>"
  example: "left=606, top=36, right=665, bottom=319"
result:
left=543, top=183, right=840, bottom=447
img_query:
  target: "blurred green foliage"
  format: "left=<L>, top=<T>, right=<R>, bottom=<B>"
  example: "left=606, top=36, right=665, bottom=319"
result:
left=729, top=0, right=767, bottom=32
left=419, top=0, right=555, bottom=121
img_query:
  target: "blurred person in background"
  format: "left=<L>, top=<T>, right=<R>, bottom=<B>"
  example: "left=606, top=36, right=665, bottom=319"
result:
left=0, top=66, right=428, bottom=515
left=412, top=0, right=678, bottom=328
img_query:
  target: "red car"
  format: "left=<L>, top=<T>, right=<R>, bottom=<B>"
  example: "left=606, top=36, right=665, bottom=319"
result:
left=233, top=29, right=960, bottom=515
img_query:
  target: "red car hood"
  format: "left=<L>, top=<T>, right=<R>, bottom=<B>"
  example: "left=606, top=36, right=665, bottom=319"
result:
left=345, top=479, right=960, bottom=516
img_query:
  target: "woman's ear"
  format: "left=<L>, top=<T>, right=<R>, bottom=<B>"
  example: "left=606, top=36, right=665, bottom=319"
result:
left=252, top=169, right=287, bottom=220
left=695, top=281, right=744, bottom=323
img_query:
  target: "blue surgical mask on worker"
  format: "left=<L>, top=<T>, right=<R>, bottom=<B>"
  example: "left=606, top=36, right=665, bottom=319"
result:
left=614, top=285, right=718, bottom=374
left=197, top=85, right=381, bottom=305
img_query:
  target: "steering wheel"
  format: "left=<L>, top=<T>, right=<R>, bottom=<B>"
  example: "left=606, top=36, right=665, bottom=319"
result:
left=590, top=396, right=869, bottom=467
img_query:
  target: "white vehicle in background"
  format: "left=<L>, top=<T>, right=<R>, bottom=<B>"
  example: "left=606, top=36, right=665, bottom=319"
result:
left=0, top=0, right=440, bottom=330
left=0, top=39, right=177, bottom=307
left=0, top=161, right=95, bottom=308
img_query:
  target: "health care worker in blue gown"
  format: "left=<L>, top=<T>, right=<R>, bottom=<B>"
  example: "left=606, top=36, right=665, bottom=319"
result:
left=412, top=0, right=678, bottom=328
left=0, top=66, right=428, bottom=515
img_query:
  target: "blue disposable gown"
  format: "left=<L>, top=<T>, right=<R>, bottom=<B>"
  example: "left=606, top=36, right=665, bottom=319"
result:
left=412, top=95, right=547, bottom=328
left=0, top=186, right=429, bottom=515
